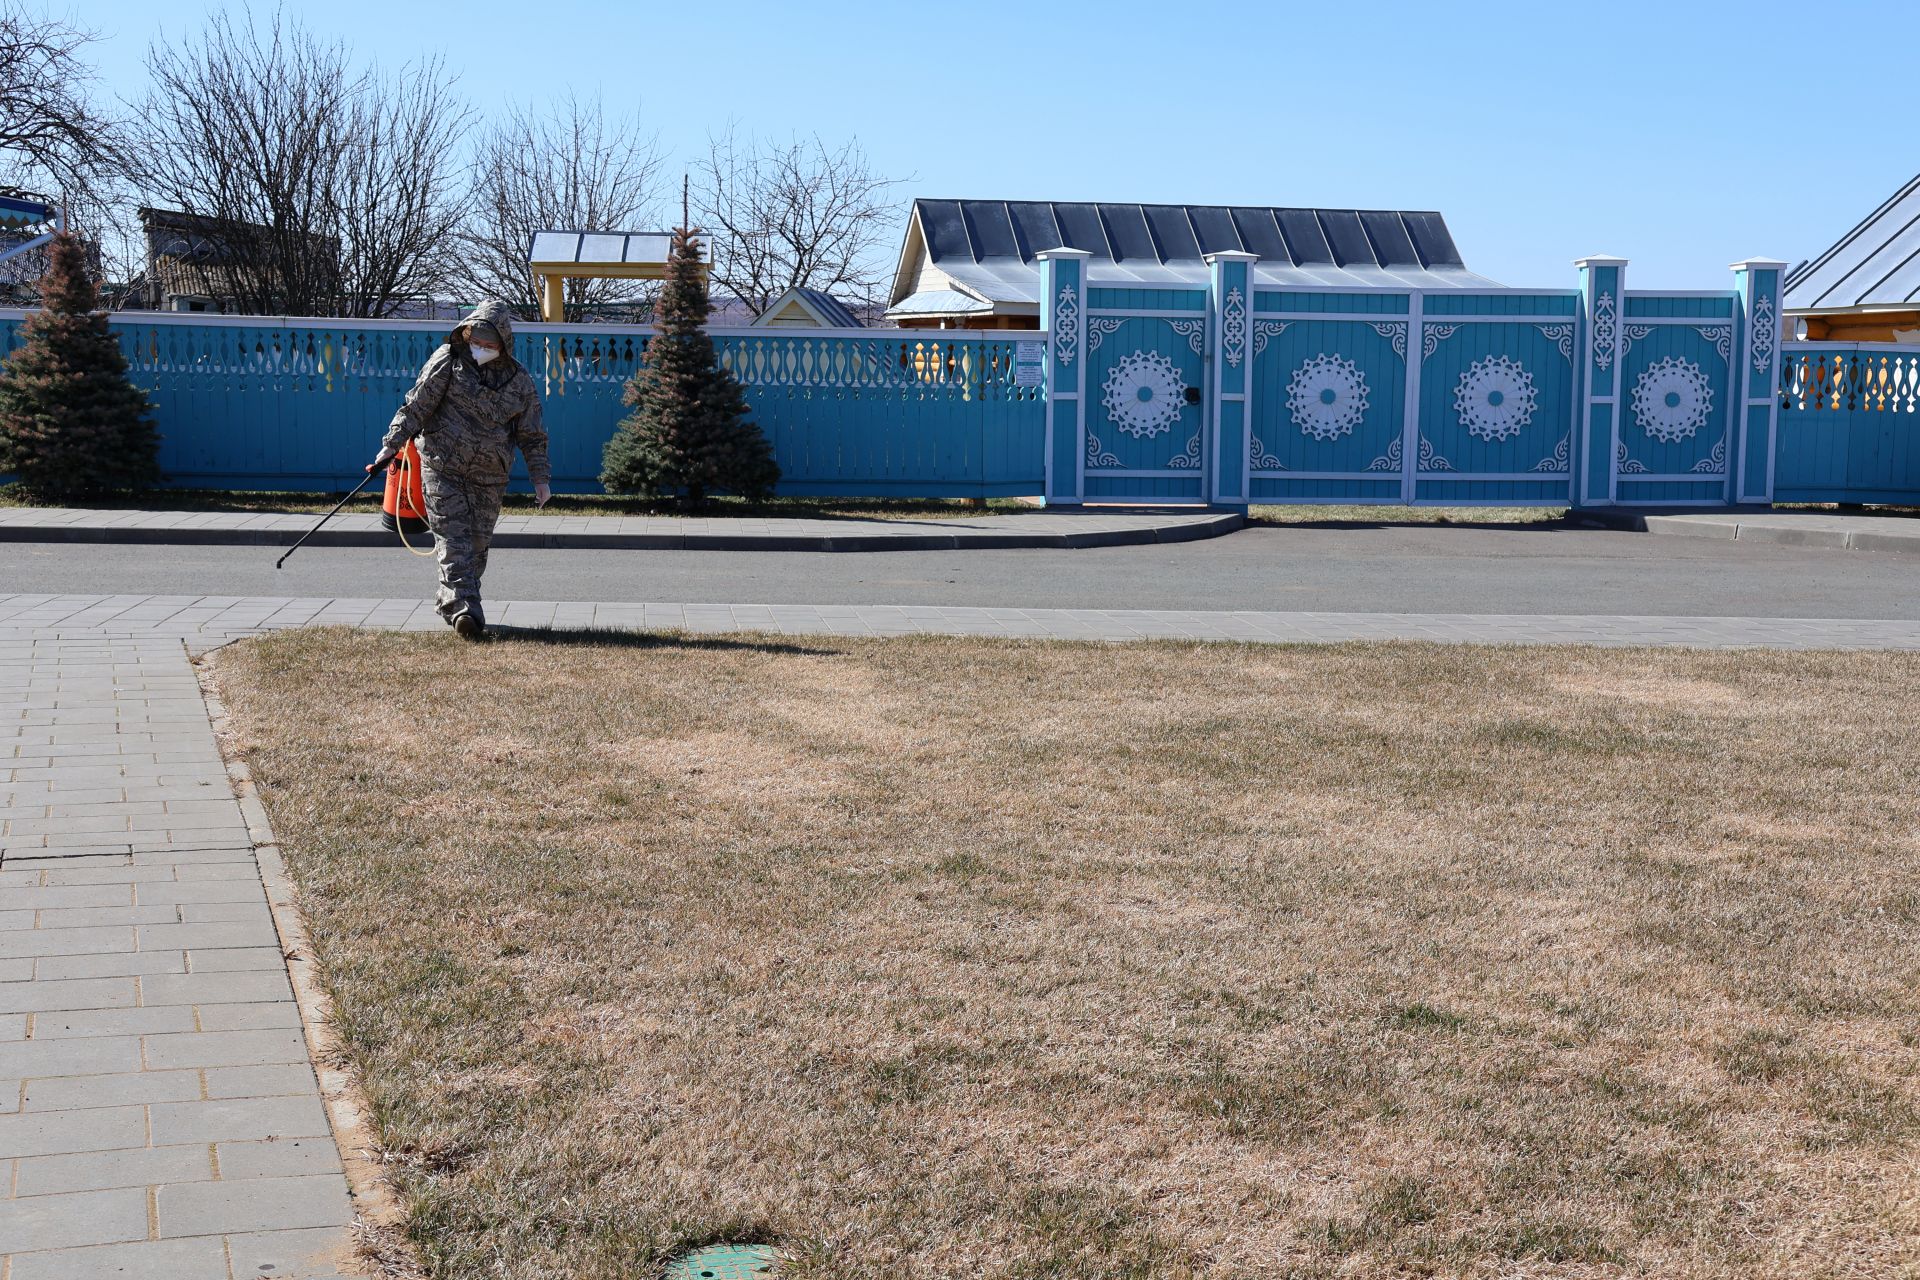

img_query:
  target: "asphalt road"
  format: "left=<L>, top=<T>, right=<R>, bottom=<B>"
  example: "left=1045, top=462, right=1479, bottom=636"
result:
left=7, top=522, right=1916, bottom=618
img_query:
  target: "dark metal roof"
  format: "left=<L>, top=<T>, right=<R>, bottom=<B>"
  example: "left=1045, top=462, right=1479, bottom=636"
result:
left=790, top=287, right=862, bottom=328
left=891, top=200, right=1498, bottom=315
left=915, top=199, right=1471, bottom=270
left=751, top=285, right=865, bottom=328
left=1785, top=174, right=1920, bottom=312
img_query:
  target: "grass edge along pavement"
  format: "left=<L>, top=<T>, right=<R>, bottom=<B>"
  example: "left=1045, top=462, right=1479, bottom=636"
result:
left=209, top=626, right=1920, bottom=1280
left=198, top=669, right=425, bottom=1279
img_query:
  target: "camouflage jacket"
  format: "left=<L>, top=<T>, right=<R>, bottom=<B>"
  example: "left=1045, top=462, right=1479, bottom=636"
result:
left=381, top=301, right=550, bottom=486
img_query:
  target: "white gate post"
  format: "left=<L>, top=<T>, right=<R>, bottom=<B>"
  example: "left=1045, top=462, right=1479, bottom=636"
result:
left=1037, top=248, right=1090, bottom=507
left=1574, top=255, right=1628, bottom=506
left=1205, top=251, right=1257, bottom=510
left=1731, top=258, right=1787, bottom=506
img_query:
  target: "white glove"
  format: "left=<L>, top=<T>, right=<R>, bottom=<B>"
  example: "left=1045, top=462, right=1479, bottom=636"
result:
left=534, top=482, right=551, bottom=508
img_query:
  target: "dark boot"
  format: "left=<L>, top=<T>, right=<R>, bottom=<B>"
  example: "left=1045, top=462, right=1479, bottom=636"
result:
left=452, top=610, right=487, bottom=641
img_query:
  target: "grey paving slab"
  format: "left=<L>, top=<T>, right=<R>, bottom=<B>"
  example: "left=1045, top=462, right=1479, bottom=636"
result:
left=205, top=1063, right=317, bottom=1100
left=143, top=1027, right=311, bottom=1072
left=0, top=1185, right=150, bottom=1252
left=0, top=1104, right=147, bottom=1158
left=5, top=1235, right=231, bottom=1280
left=14, top=1142, right=215, bottom=1196
left=140, top=971, right=292, bottom=1006
left=31, top=951, right=186, bottom=980
left=198, top=1003, right=303, bottom=1033
left=157, top=1173, right=352, bottom=1238
left=149, top=1094, right=330, bottom=1146
left=18, top=1068, right=202, bottom=1112
left=33, top=1006, right=199, bottom=1039
left=182, top=947, right=290, bottom=974
left=0, top=1037, right=143, bottom=1080
left=216, top=1135, right=343, bottom=1180
left=227, top=1226, right=364, bottom=1279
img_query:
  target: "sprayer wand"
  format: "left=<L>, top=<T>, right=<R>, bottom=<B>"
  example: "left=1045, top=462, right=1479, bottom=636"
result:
left=274, top=467, right=383, bottom=569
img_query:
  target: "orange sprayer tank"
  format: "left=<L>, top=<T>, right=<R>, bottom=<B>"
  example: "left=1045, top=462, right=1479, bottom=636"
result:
left=380, top=441, right=429, bottom=537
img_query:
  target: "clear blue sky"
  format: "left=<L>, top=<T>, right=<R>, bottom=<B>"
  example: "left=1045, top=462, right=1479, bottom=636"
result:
left=73, top=0, right=1920, bottom=289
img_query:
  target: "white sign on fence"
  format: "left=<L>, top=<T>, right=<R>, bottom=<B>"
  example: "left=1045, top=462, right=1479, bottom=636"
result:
left=1014, top=341, right=1046, bottom=387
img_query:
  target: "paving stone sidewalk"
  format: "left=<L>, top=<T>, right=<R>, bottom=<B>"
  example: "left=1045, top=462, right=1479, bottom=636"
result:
left=1, top=633, right=358, bottom=1279
left=5, top=592, right=1919, bottom=1278
left=0, top=506, right=1240, bottom=552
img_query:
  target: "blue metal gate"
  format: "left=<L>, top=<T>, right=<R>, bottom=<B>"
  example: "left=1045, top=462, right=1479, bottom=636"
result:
left=1608, top=294, right=1739, bottom=504
left=1079, top=287, right=1210, bottom=503
left=1414, top=294, right=1580, bottom=505
left=1244, top=290, right=1579, bottom=505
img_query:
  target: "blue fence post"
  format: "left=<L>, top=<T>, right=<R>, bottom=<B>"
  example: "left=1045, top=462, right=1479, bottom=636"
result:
left=1205, top=251, right=1256, bottom=511
left=1574, top=255, right=1627, bottom=506
left=1730, top=257, right=1787, bottom=506
left=1037, top=248, right=1089, bottom=506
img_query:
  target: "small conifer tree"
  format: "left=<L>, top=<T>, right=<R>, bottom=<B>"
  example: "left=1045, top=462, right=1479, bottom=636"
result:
left=601, top=226, right=778, bottom=505
left=0, top=231, right=161, bottom=496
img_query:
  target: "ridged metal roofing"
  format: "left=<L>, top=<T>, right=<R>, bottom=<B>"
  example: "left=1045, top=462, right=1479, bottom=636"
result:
left=789, top=286, right=863, bottom=328
left=894, top=200, right=1499, bottom=310
left=1785, top=174, right=1920, bottom=312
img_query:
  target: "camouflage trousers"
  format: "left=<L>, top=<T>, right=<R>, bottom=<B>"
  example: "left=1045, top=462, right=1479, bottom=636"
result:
left=421, top=469, right=505, bottom=624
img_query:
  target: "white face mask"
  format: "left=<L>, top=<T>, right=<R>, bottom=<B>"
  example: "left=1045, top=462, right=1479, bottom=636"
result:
left=470, top=344, right=500, bottom=366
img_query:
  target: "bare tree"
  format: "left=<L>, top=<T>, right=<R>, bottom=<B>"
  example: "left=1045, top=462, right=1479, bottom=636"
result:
left=694, top=128, right=904, bottom=320
left=453, top=94, right=666, bottom=322
left=127, top=9, right=469, bottom=316
left=333, top=55, right=471, bottom=316
left=0, top=2, right=123, bottom=206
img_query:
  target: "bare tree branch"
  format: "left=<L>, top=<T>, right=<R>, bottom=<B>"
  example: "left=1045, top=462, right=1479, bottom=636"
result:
left=124, top=7, right=468, bottom=317
left=694, top=128, right=905, bottom=320
left=0, top=1, right=124, bottom=203
left=452, top=94, right=666, bottom=323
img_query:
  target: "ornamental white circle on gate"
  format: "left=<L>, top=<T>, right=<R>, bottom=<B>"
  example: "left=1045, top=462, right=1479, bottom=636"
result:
left=1100, top=350, right=1186, bottom=439
left=1631, top=355, right=1714, bottom=443
left=1287, top=354, right=1370, bottom=442
left=1453, top=355, right=1538, bottom=442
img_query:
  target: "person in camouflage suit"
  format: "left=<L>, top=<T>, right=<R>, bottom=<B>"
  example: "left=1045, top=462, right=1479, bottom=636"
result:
left=369, top=301, right=550, bottom=639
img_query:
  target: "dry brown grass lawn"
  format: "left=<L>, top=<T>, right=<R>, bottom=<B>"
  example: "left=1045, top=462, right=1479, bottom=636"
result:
left=208, top=632, right=1920, bottom=1280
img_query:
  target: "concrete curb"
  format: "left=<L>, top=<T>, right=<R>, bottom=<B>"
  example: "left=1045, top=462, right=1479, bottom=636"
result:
left=195, top=657, right=418, bottom=1280
left=1573, top=509, right=1920, bottom=556
left=0, top=512, right=1244, bottom=553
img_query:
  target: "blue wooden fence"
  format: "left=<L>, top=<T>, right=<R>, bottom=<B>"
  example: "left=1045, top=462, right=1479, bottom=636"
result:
left=0, top=312, right=1046, bottom=497
left=1776, top=345, right=1920, bottom=504
left=4, top=262, right=1920, bottom=509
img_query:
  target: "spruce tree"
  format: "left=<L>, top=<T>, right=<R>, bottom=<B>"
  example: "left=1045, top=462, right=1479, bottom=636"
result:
left=601, top=226, right=778, bottom=506
left=0, top=231, right=160, bottom=497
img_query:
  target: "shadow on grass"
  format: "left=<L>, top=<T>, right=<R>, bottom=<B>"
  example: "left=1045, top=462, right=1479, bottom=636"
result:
left=483, top=625, right=840, bottom=658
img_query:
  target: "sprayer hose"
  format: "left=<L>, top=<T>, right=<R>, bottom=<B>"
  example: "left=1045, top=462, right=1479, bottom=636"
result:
left=393, top=450, right=436, bottom=558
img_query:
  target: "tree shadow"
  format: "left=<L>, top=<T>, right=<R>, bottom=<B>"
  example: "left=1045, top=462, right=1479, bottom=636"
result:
left=483, top=625, right=839, bottom=657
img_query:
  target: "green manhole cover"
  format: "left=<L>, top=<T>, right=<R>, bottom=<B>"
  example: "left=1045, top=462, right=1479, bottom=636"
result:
left=665, top=1243, right=783, bottom=1279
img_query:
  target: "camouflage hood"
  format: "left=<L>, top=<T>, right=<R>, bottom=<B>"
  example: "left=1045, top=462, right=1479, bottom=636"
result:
left=452, top=300, right=518, bottom=359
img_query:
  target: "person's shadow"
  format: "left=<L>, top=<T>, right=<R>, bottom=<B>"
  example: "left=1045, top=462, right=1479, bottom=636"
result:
left=479, top=626, right=838, bottom=658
